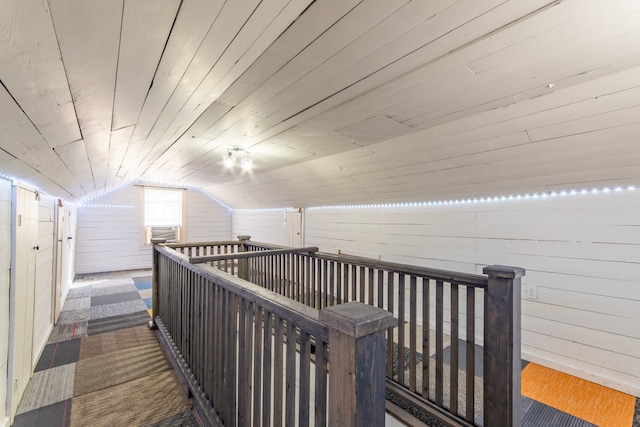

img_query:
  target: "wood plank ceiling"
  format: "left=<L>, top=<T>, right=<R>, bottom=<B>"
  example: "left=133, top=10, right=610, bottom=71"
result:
left=1, top=0, right=640, bottom=208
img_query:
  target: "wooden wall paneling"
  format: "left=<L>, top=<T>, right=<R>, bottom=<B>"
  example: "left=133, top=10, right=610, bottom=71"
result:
left=125, top=0, right=224, bottom=146
left=320, top=69, right=640, bottom=184
left=477, top=237, right=640, bottom=265
left=464, top=0, right=640, bottom=76
left=231, top=209, right=286, bottom=245
left=120, top=0, right=224, bottom=179
left=229, top=0, right=413, bottom=120
left=524, top=271, right=637, bottom=301
left=193, top=0, right=316, bottom=105
left=399, top=67, right=640, bottom=147
left=246, top=0, right=555, bottom=145
left=399, top=1, right=640, bottom=124
left=185, top=190, right=231, bottom=242
left=53, top=139, right=93, bottom=186
left=0, top=87, right=54, bottom=170
left=106, top=125, right=135, bottom=189
left=245, top=0, right=489, bottom=134
left=522, top=300, right=640, bottom=341
left=346, top=126, right=640, bottom=192
left=527, top=105, right=640, bottom=143
left=74, top=184, right=152, bottom=274
left=136, top=0, right=262, bottom=166
left=405, top=37, right=640, bottom=131
left=154, top=0, right=315, bottom=160
left=111, top=0, right=181, bottom=130
left=214, top=0, right=360, bottom=109
left=49, top=0, right=124, bottom=191
left=199, top=0, right=406, bottom=151
left=0, top=178, right=11, bottom=425
left=152, top=103, right=231, bottom=170
left=0, top=0, right=80, bottom=148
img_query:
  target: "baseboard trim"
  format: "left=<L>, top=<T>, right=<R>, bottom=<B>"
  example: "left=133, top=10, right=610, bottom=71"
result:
left=522, top=351, right=640, bottom=398
left=1, top=415, right=10, bottom=427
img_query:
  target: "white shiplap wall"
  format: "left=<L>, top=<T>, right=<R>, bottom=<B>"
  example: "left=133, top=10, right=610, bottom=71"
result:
left=75, top=185, right=233, bottom=274
left=75, top=185, right=150, bottom=274
left=232, top=209, right=286, bottom=245
left=304, top=191, right=640, bottom=396
left=32, top=194, right=55, bottom=366
left=185, top=190, right=231, bottom=242
left=0, top=178, right=11, bottom=427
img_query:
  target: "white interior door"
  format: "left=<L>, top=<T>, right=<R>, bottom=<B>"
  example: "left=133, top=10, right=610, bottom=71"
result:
left=8, top=186, right=38, bottom=419
left=285, top=208, right=303, bottom=247
left=53, top=201, right=65, bottom=323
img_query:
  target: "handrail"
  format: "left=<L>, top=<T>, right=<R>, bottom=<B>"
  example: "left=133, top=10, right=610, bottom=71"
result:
left=189, top=246, right=319, bottom=264
left=243, top=241, right=488, bottom=287
left=155, top=244, right=329, bottom=341
left=165, top=240, right=242, bottom=249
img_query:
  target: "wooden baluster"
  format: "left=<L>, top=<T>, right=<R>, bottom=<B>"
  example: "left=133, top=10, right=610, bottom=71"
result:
left=435, top=279, right=444, bottom=406
left=262, top=312, right=273, bottom=427
left=398, top=273, right=405, bottom=386
left=450, top=282, right=459, bottom=414
left=466, top=285, right=476, bottom=423
left=423, top=278, right=431, bottom=399
left=409, top=275, right=417, bottom=392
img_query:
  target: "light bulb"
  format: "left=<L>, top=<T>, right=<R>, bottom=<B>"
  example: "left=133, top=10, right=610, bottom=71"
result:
left=223, top=153, right=234, bottom=167
left=241, top=156, right=252, bottom=170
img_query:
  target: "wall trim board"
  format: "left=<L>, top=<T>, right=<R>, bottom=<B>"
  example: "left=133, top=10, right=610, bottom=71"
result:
left=522, top=350, right=640, bottom=397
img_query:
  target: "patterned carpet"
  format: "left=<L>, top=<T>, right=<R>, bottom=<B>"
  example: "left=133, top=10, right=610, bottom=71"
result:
left=12, top=270, right=200, bottom=427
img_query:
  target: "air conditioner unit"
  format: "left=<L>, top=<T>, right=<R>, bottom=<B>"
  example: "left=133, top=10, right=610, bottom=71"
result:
left=145, top=225, right=181, bottom=244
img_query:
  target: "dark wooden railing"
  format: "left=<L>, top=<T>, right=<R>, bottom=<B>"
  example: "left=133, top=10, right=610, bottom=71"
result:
left=172, top=238, right=524, bottom=427
left=153, top=243, right=393, bottom=427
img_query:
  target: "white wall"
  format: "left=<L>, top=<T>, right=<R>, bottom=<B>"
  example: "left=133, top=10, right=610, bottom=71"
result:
left=304, top=191, right=640, bottom=397
left=232, top=209, right=286, bottom=245
left=75, top=184, right=151, bottom=274
left=0, top=178, right=11, bottom=427
left=185, top=190, right=232, bottom=242
left=75, top=185, right=232, bottom=274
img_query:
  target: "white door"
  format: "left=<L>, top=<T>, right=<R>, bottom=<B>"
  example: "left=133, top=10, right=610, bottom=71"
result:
left=8, top=186, right=38, bottom=420
left=52, top=201, right=65, bottom=323
left=285, top=208, right=303, bottom=247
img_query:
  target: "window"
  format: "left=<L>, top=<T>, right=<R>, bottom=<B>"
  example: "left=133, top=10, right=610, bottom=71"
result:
left=142, top=188, right=184, bottom=245
left=144, top=188, right=183, bottom=226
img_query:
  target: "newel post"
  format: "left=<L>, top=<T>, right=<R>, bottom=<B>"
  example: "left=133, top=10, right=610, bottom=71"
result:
left=319, top=301, right=394, bottom=427
left=237, top=235, right=251, bottom=280
left=149, top=240, right=165, bottom=330
left=483, top=265, right=525, bottom=427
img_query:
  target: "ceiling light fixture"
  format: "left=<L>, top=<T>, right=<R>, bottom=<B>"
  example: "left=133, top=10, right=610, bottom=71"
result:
left=241, top=154, right=252, bottom=170
left=223, top=150, right=235, bottom=167
left=223, top=146, right=252, bottom=170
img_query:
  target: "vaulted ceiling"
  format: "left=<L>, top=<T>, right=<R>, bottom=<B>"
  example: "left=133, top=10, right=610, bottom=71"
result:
left=1, top=0, right=640, bottom=208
